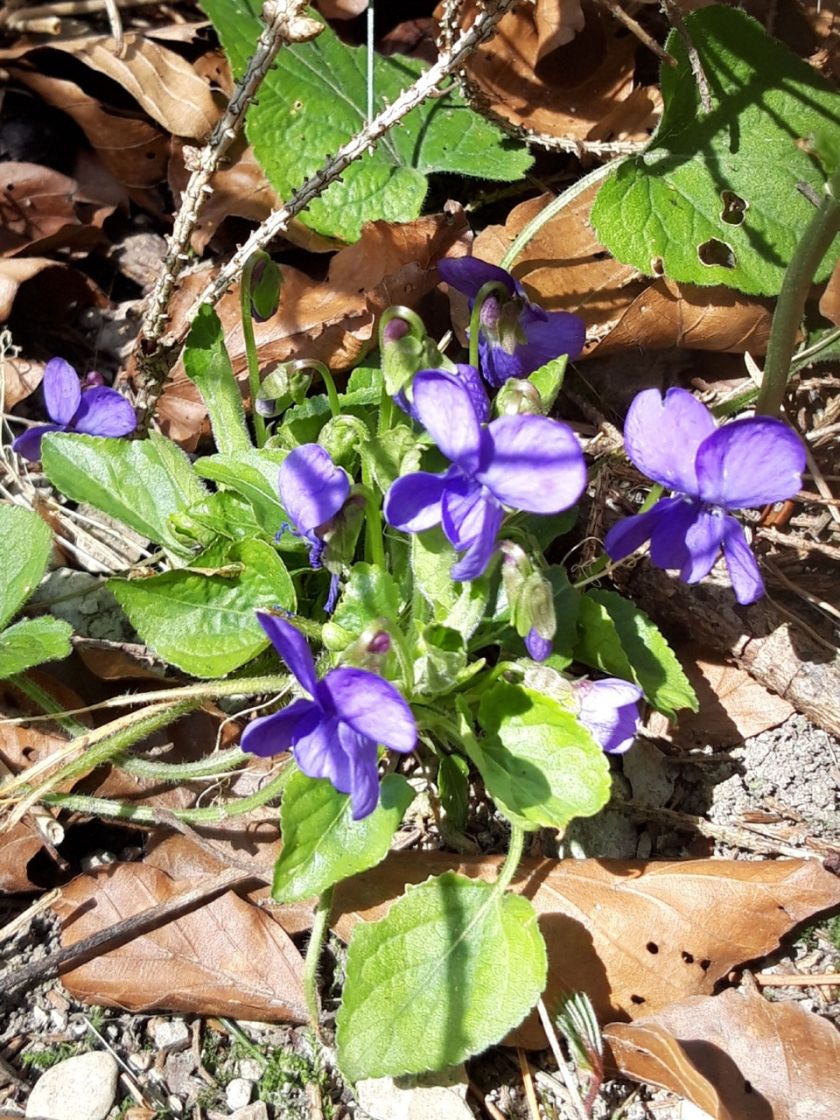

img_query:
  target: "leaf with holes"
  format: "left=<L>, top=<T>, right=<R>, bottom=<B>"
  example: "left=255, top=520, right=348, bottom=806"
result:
left=592, top=7, right=840, bottom=295
left=199, top=0, right=532, bottom=241
left=336, top=871, right=547, bottom=1079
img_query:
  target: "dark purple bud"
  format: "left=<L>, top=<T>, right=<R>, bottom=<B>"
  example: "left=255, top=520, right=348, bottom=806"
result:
left=367, top=630, right=392, bottom=655
left=383, top=318, right=410, bottom=345
left=525, top=628, right=552, bottom=662
left=81, top=370, right=106, bottom=389
left=479, top=295, right=501, bottom=332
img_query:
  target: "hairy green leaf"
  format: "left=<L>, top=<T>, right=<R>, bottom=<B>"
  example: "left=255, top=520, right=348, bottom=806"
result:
left=42, top=433, right=206, bottom=555
left=183, top=304, right=251, bottom=454
left=0, top=505, right=52, bottom=630
left=475, top=683, right=610, bottom=830
left=109, top=539, right=295, bottom=677
left=0, top=616, right=72, bottom=678
left=273, top=771, right=414, bottom=903
left=194, top=448, right=290, bottom=537
left=337, top=872, right=546, bottom=1079
left=199, top=1, right=531, bottom=240
left=592, top=8, right=840, bottom=295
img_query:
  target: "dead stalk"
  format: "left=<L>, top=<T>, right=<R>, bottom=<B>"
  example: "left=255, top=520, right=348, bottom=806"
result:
left=130, top=0, right=523, bottom=424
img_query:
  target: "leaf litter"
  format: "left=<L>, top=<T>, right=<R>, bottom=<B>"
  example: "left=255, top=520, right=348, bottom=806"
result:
left=1, top=0, right=839, bottom=1117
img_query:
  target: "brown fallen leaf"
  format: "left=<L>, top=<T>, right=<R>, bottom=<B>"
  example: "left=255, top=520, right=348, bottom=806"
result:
left=0, top=34, right=218, bottom=141
left=0, top=821, right=48, bottom=894
left=819, top=260, right=840, bottom=326
left=471, top=189, right=773, bottom=353
left=658, top=644, right=795, bottom=748
left=56, top=861, right=308, bottom=1022
left=158, top=208, right=469, bottom=445
left=0, top=257, right=104, bottom=329
left=0, top=161, right=116, bottom=258
left=605, top=987, right=840, bottom=1119
left=1, top=355, right=45, bottom=409
left=450, top=1, right=646, bottom=143
left=332, top=851, right=840, bottom=1046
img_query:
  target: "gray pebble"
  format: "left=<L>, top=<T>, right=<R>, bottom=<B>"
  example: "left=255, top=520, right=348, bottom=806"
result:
left=25, top=1051, right=118, bottom=1120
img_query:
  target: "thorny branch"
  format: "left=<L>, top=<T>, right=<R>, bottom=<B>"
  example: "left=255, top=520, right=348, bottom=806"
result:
left=129, top=0, right=525, bottom=426
left=131, top=0, right=323, bottom=426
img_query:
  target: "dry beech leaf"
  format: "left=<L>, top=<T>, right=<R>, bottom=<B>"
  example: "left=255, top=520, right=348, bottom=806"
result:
left=534, top=0, right=587, bottom=54
left=0, top=257, right=103, bottom=325
left=819, top=260, right=840, bottom=326
left=317, top=0, right=370, bottom=17
left=665, top=644, right=794, bottom=747
left=471, top=189, right=773, bottom=353
left=332, top=851, right=840, bottom=1047
left=605, top=987, right=840, bottom=1119
left=0, top=822, right=48, bottom=893
left=158, top=209, right=469, bottom=445
left=8, top=67, right=170, bottom=208
left=0, top=34, right=218, bottom=141
left=56, top=861, right=308, bottom=1022
left=2, top=355, right=45, bottom=409
left=452, top=0, right=643, bottom=142
left=0, top=162, right=117, bottom=258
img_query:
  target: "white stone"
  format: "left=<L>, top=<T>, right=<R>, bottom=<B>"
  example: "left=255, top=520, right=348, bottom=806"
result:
left=230, top=1105, right=269, bottom=1120
left=236, top=1058, right=263, bottom=1083
left=225, top=1078, right=253, bottom=1111
left=127, top=1052, right=153, bottom=1072
left=678, top=1104, right=716, bottom=1120
left=150, top=1019, right=190, bottom=1051
left=356, top=1067, right=472, bottom=1120
left=25, top=1051, right=118, bottom=1120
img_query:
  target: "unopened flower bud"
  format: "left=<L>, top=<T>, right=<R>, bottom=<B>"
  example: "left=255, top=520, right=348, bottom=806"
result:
left=496, top=377, right=543, bottom=416
left=256, top=363, right=312, bottom=418
left=525, top=628, right=552, bottom=662
left=249, top=254, right=282, bottom=322
left=81, top=370, right=106, bottom=389
left=367, top=630, right=391, bottom=655
left=382, top=318, right=410, bottom=345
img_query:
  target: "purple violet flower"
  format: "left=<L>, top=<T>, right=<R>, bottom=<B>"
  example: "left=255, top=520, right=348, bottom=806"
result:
left=525, top=628, right=552, bottom=662
left=278, top=443, right=350, bottom=610
left=13, top=357, right=136, bottom=462
left=604, top=389, right=806, bottom=605
left=575, top=678, right=643, bottom=754
left=384, top=369, right=587, bottom=581
left=395, top=363, right=489, bottom=426
left=241, top=614, right=416, bottom=819
left=437, top=257, right=586, bottom=388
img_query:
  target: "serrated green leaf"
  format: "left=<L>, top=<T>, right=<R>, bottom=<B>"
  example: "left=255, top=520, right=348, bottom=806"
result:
left=0, top=505, right=52, bottom=630
left=574, top=593, right=636, bottom=683
left=194, top=448, right=291, bottom=537
left=42, top=432, right=206, bottom=555
left=585, top=589, right=697, bottom=718
left=592, top=7, right=840, bottom=295
left=414, top=624, right=467, bottom=695
left=330, top=562, right=400, bottom=635
left=411, top=527, right=459, bottom=615
left=109, top=538, right=295, bottom=677
left=169, top=491, right=267, bottom=547
left=337, top=871, right=546, bottom=1079
left=0, top=616, right=72, bottom=678
left=199, top=2, right=532, bottom=241
left=183, top=304, right=251, bottom=454
left=475, top=683, right=610, bottom=831
left=272, top=771, right=414, bottom=903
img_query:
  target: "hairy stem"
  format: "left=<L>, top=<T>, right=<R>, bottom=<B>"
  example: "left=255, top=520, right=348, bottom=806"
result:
left=240, top=255, right=268, bottom=447
left=304, top=885, right=334, bottom=1034
left=756, top=178, right=840, bottom=417
left=493, top=824, right=525, bottom=896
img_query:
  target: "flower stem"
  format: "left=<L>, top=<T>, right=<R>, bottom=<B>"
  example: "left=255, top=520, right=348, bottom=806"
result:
left=468, top=280, right=511, bottom=370
left=493, top=824, right=525, bottom=896
left=9, top=673, right=88, bottom=738
left=305, top=360, right=341, bottom=419
left=240, top=254, right=267, bottom=448
left=756, top=177, right=840, bottom=417
left=356, top=480, right=386, bottom=571
left=119, top=746, right=249, bottom=782
left=304, top=885, right=334, bottom=1035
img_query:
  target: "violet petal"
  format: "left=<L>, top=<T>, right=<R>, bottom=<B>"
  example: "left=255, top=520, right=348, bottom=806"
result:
left=278, top=443, right=349, bottom=537
left=384, top=470, right=447, bottom=533
left=317, top=666, right=416, bottom=753
left=695, top=417, right=806, bottom=510
left=338, top=723, right=383, bottom=820
left=412, top=370, right=482, bottom=471
left=240, top=698, right=317, bottom=757
left=12, top=423, right=63, bottom=462
left=624, top=388, right=716, bottom=495
left=256, top=613, right=319, bottom=696
left=73, top=387, right=137, bottom=438
left=293, top=711, right=353, bottom=794
left=650, top=500, right=725, bottom=583
left=513, top=305, right=586, bottom=370
left=437, top=256, right=517, bottom=301
left=577, top=678, right=642, bottom=754
left=477, top=414, right=586, bottom=514
left=525, top=629, right=552, bottom=661
left=449, top=498, right=504, bottom=581
left=721, top=515, right=765, bottom=604
left=43, top=357, right=81, bottom=426
left=604, top=499, right=675, bottom=562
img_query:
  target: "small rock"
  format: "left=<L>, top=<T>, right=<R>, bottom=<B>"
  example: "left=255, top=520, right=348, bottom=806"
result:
left=231, top=1105, right=269, bottom=1120
left=150, top=1019, right=190, bottom=1052
left=127, top=1052, right=153, bottom=1072
left=356, top=1067, right=472, bottom=1120
left=226, top=1079, right=254, bottom=1111
left=25, top=1051, right=118, bottom=1120
left=236, top=1058, right=263, bottom=1082
left=163, top=1051, right=198, bottom=1098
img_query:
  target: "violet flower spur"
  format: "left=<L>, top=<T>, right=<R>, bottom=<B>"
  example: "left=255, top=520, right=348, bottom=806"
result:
left=12, top=357, right=136, bottom=462
left=384, top=369, right=587, bottom=581
left=604, top=388, right=806, bottom=605
left=241, top=614, right=416, bottom=819
left=574, top=678, right=643, bottom=755
left=278, top=443, right=350, bottom=610
left=437, top=257, right=586, bottom=388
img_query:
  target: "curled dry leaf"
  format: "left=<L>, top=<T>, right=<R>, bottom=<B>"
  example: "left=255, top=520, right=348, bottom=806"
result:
left=605, top=987, right=840, bottom=1119
left=331, top=851, right=840, bottom=1047
left=450, top=0, right=648, bottom=143
left=158, top=208, right=469, bottom=446
left=0, top=162, right=117, bottom=258
left=471, top=187, right=773, bottom=353
left=819, top=260, right=840, bottom=326
left=2, top=355, right=46, bottom=410
left=0, top=257, right=104, bottom=326
left=56, top=861, right=308, bottom=1022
